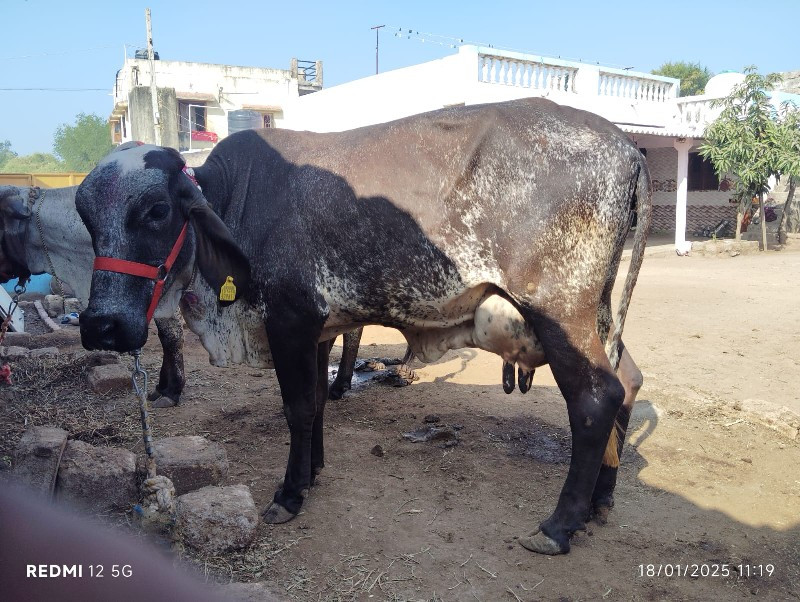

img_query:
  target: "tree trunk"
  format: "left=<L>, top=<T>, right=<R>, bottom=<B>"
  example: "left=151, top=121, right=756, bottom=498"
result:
left=759, top=192, right=768, bottom=251
left=778, top=177, right=798, bottom=245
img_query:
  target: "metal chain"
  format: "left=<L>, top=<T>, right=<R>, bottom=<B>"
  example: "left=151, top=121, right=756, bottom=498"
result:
left=131, top=349, right=157, bottom=480
left=33, top=188, right=66, bottom=303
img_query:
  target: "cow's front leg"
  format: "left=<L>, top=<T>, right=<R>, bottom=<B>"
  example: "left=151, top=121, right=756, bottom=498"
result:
left=591, top=344, right=643, bottom=523
left=263, top=319, right=324, bottom=524
left=519, top=318, right=624, bottom=555
left=148, top=315, right=185, bottom=408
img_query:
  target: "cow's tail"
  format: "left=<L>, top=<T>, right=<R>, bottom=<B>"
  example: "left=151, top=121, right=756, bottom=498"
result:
left=604, top=159, right=652, bottom=371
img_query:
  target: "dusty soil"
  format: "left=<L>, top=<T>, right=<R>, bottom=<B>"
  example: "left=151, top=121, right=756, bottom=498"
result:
left=2, top=249, right=799, bottom=601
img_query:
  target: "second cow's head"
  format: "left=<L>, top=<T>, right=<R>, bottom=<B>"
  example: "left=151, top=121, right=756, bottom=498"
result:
left=77, top=142, right=251, bottom=352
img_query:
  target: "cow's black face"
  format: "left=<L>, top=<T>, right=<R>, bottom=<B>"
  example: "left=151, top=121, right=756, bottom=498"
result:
left=76, top=143, right=251, bottom=353
left=77, top=145, right=191, bottom=352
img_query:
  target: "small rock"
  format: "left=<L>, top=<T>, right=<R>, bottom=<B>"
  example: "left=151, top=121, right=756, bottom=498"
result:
left=43, top=294, right=64, bottom=318
left=56, top=440, right=138, bottom=513
left=741, top=457, right=753, bottom=464
left=30, top=346, right=59, bottom=358
left=423, top=414, right=440, bottom=424
left=175, top=485, right=259, bottom=554
left=12, top=426, right=69, bottom=498
left=152, top=436, right=229, bottom=495
left=86, top=363, right=132, bottom=394
left=63, top=297, right=83, bottom=314
left=370, top=444, right=385, bottom=457
left=1, top=346, right=30, bottom=360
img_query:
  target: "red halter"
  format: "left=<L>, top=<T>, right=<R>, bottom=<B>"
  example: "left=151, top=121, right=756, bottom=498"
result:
left=93, top=221, right=189, bottom=322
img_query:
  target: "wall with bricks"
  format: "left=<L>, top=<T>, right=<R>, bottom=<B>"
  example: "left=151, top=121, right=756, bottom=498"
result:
left=645, top=147, right=733, bottom=207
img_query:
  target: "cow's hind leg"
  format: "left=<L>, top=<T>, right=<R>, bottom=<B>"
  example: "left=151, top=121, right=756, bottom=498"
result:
left=311, top=341, right=329, bottom=483
left=519, top=316, right=624, bottom=555
left=329, top=327, right=363, bottom=400
left=263, top=319, right=324, bottom=524
left=591, top=344, right=642, bottom=523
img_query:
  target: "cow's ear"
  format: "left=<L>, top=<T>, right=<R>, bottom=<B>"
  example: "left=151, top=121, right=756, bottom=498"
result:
left=178, top=182, right=251, bottom=307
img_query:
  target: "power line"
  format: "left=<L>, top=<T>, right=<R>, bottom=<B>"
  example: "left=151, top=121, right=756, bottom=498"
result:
left=0, top=88, right=108, bottom=92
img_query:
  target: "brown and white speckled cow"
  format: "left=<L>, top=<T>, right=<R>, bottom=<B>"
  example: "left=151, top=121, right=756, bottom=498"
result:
left=76, top=97, right=651, bottom=554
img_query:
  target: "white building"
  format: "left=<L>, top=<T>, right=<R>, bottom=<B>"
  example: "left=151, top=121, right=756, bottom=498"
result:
left=110, top=55, right=322, bottom=152
left=111, top=45, right=798, bottom=251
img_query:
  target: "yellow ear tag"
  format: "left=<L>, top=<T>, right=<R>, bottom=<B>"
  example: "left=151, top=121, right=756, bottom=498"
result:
left=219, top=276, right=237, bottom=301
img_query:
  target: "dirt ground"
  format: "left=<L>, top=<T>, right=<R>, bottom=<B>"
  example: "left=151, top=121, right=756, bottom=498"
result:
left=2, top=248, right=800, bottom=601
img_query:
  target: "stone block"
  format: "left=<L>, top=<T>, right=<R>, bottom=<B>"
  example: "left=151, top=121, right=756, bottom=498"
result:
left=175, top=485, right=258, bottom=554
left=86, top=351, right=121, bottom=366
left=29, top=330, right=81, bottom=349
left=56, top=440, right=138, bottom=513
left=12, top=426, right=69, bottom=498
left=152, top=436, right=228, bottom=495
left=0, top=346, right=30, bottom=360
left=86, top=363, right=131, bottom=394
left=1, top=332, right=32, bottom=347
left=30, top=347, right=59, bottom=358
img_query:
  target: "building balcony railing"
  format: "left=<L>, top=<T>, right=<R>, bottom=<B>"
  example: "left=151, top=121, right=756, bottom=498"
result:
left=479, top=52, right=577, bottom=93
left=475, top=47, right=678, bottom=103
left=675, top=97, right=723, bottom=134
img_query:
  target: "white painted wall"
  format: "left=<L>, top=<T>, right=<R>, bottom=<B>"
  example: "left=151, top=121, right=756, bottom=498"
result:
left=283, top=46, right=680, bottom=134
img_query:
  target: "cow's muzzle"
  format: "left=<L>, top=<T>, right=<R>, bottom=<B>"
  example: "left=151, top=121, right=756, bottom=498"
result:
left=79, top=307, right=148, bottom=352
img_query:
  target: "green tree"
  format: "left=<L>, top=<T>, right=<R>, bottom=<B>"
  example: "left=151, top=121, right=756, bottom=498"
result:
left=0, top=140, right=17, bottom=169
left=652, top=61, right=712, bottom=96
left=772, top=103, right=800, bottom=244
left=0, top=152, right=65, bottom=173
left=699, top=66, right=783, bottom=249
left=53, top=113, right=113, bottom=172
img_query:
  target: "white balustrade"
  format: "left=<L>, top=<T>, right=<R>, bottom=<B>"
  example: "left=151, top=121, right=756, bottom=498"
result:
left=478, top=53, right=577, bottom=93
left=598, top=71, right=677, bottom=103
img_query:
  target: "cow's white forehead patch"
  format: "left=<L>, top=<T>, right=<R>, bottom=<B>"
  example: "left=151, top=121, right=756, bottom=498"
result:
left=98, top=143, right=163, bottom=175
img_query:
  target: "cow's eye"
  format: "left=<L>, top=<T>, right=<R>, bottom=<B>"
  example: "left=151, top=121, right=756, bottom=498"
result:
left=148, top=203, right=170, bottom=220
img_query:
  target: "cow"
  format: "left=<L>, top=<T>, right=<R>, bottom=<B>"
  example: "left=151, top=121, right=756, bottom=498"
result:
left=75, top=97, right=650, bottom=555
left=0, top=185, right=388, bottom=402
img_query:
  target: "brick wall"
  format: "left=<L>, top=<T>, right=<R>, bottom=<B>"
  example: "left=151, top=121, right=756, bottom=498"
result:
left=651, top=204, right=738, bottom=234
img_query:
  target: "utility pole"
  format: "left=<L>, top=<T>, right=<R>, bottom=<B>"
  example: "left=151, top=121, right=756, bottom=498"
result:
left=145, top=8, right=161, bottom=145
left=371, top=25, right=385, bottom=75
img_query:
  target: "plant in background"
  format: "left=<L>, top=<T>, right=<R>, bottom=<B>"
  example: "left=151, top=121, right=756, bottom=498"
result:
left=700, top=67, right=783, bottom=249
left=652, top=61, right=713, bottom=96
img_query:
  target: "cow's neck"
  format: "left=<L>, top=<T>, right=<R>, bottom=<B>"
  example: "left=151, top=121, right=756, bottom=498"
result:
left=25, top=186, right=94, bottom=303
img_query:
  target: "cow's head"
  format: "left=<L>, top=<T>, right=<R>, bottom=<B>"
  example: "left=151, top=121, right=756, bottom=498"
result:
left=0, top=186, right=33, bottom=282
left=77, top=142, right=250, bottom=352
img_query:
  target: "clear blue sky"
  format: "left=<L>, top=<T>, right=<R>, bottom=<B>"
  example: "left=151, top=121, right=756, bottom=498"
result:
left=2, top=0, right=798, bottom=156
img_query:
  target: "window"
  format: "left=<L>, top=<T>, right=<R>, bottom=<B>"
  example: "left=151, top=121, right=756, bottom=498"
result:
left=688, top=152, right=719, bottom=191
left=178, top=101, right=208, bottom=151
left=263, top=114, right=272, bottom=128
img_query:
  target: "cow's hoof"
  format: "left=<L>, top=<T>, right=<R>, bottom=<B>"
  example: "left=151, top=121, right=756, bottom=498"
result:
left=592, top=505, right=611, bottom=525
left=262, top=502, right=297, bottom=524
left=518, top=529, right=568, bottom=555
left=328, top=381, right=350, bottom=400
left=148, top=394, right=178, bottom=408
